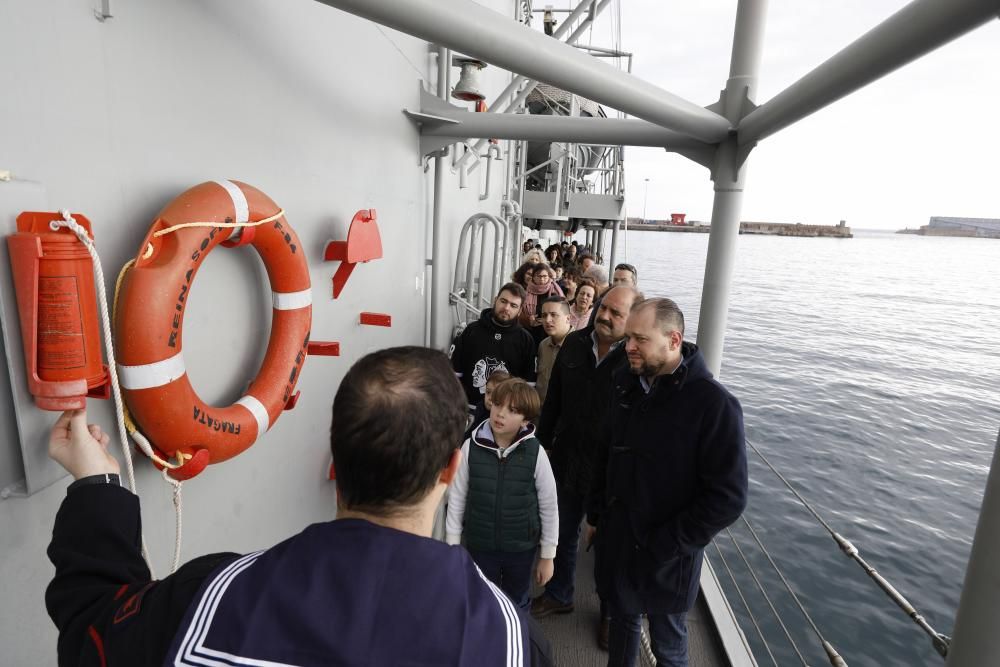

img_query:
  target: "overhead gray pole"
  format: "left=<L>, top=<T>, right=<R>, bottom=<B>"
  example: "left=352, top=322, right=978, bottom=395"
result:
left=314, top=0, right=731, bottom=143
left=946, top=429, right=1000, bottom=667
left=697, top=0, right=768, bottom=378
left=455, top=0, right=612, bottom=171
left=429, top=46, right=450, bottom=349
left=739, top=0, right=1000, bottom=144
left=412, top=100, right=710, bottom=149
left=488, top=0, right=599, bottom=112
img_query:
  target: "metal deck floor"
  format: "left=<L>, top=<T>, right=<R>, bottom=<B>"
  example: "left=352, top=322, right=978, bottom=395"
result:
left=533, top=545, right=730, bottom=666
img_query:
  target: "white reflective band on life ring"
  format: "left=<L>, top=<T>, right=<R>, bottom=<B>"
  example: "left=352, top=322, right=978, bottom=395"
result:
left=214, top=179, right=249, bottom=224
left=235, top=395, right=270, bottom=436
left=272, top=289, right=312, bottom=311
left=118, top=353, right=186, bottom=390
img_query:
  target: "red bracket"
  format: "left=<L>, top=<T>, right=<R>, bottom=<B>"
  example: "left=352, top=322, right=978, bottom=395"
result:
left=359, top=312, right=392, bottom=327
left=307, top=341, right=340, bottom=356
left=323, top=209, right=383, bottom=299
left=475, top=100, right=498, bottom=144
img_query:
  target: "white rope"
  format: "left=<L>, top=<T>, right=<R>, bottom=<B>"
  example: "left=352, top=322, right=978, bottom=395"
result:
left=52, top=211, right=184, bottom=575
left=162, top=468, right=184, bottom=573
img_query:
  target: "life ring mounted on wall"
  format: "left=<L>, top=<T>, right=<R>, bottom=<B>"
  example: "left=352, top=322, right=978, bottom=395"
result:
left=114, top=180, right=312, bottom=480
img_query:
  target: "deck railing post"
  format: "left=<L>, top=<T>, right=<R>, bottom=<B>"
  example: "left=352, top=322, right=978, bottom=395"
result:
left=946, top=428, right=1000, bottom=667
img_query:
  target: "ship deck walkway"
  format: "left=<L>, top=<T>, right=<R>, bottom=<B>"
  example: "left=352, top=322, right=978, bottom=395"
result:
left=534, top=543, right=730, bottom=666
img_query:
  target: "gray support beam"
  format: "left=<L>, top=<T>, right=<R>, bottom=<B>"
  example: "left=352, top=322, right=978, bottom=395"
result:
left=698, top=0, right=767, bottom=378
left=455, top=0, right=613, bottom=170
left=429, top=46, right=450, bottom=349
left=314, top=0, right=731, bottom=143
left=489, top=0, right=602, bottom=114
left=407, top=89, right=711, bottom=150
left=696, top=6, right=771, bottom=664
left=608, top=220, right=621, bottom=270
left=739, top=0, right=1000, bottom=144
left=456, top=0, right=606, bottom=170
left=946, top=429, right=1000, bottom=667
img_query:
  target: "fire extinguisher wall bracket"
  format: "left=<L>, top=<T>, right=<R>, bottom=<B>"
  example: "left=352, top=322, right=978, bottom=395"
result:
left=7, top=212, right=111, bottom=410
left=323, top=209, right=383, bottom=299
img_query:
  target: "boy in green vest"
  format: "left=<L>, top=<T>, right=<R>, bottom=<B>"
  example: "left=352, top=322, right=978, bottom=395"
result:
left=446, top=378, right=559, bottom=608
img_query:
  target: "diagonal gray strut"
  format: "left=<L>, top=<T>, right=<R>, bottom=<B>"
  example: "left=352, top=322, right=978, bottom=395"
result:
left=312, top=0, right=732, bottom=143
left=739, top=0, right=1000, bottom=144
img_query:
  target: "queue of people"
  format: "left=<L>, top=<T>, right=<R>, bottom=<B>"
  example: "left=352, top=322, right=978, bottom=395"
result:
left=45, top=246, right=747, bottom=667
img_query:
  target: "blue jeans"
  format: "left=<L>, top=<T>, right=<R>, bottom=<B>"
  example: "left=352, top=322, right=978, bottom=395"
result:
left=607, top=611, right=688, bottom=667
left=544, top=483, right=587, bottom=605
left=468, top=547, right=537, bottom=609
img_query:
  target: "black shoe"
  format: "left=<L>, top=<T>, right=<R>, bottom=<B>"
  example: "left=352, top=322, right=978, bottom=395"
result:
left=530, top=595, right=575, bottom=618
left=597, top=616, right=610, bottom=650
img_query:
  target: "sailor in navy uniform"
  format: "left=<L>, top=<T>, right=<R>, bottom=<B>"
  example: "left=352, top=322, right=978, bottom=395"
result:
left=46, top=347, right=552, bottom=667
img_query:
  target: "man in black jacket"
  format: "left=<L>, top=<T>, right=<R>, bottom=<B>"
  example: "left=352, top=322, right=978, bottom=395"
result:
left=450, top=282, right=537, bottom=407
left=46, top=347, right=552, bottom=667
left=530, top=285, right=642, bottom=648
left=588, top=298, right=748, bottom=667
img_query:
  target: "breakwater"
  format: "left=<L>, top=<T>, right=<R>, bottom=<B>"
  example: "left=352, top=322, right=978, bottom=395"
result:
left=626, top=219, right=853, bottom=238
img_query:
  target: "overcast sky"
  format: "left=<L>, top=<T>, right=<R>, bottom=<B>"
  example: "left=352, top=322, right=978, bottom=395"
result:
left=583, top=1, right=1000, bottom=229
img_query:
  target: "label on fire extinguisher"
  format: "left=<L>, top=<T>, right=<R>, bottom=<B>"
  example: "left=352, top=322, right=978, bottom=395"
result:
left=38, top=276, right=86, bottom=370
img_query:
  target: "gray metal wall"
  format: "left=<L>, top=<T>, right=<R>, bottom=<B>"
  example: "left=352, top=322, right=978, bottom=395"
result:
left=0, top=1, right=512, bottom=662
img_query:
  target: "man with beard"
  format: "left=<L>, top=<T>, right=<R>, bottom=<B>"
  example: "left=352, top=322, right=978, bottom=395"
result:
left=450, top=282, right=537, bottom=408
left=530, top=285, right=642, bottom=649
left=587, top=298, right=747, bottom=667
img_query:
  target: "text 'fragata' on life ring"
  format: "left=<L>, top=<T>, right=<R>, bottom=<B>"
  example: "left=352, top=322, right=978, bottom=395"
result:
left=114, top=180, right=312, bottom=480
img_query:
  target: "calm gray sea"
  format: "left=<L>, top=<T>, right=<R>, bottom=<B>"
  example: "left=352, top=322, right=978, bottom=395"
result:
left=623, top=228, right=1000, bottom=667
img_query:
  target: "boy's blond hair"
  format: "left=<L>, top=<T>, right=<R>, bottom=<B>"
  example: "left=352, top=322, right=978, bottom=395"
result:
left=490, top=377, right=541, bottom=422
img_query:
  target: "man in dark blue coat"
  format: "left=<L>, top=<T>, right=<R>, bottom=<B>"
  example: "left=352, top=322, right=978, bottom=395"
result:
left=587, top=298, right=747, bottom=667
left=46, top=347, right=552, bottom=667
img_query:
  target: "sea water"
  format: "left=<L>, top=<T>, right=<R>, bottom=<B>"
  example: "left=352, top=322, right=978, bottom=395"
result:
left=624, top=228, right=1000, bottom=667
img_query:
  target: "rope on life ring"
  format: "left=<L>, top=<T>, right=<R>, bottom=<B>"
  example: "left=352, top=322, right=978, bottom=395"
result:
left=114, top=180, right=312, bottom=480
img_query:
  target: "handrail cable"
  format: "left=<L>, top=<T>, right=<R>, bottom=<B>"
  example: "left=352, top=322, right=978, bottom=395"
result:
left=725, top=528, right=810, bottom=666
left=740, top=515, right=848, bottom=667
left=747, top=439, right=951, bottom=658
left=712, top=542, right=781, bottom=667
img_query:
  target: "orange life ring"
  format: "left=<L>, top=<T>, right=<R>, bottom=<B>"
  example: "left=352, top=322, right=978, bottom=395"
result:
left=114, top=180, right=311, bottom=480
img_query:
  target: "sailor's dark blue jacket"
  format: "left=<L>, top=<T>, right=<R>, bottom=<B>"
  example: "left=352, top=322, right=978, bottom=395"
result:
left=46, top=484, right=550, bottom=667
left=589, top=342, right=748, bottom=614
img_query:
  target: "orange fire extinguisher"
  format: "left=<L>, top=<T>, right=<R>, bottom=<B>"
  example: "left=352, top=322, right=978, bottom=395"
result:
left=7, top=211, right=110, bottom=410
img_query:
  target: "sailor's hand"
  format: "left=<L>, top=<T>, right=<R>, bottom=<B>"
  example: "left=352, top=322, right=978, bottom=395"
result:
left=535, top=558, right=554, bottom=586
left=48, top=409, right=119, bottom=479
